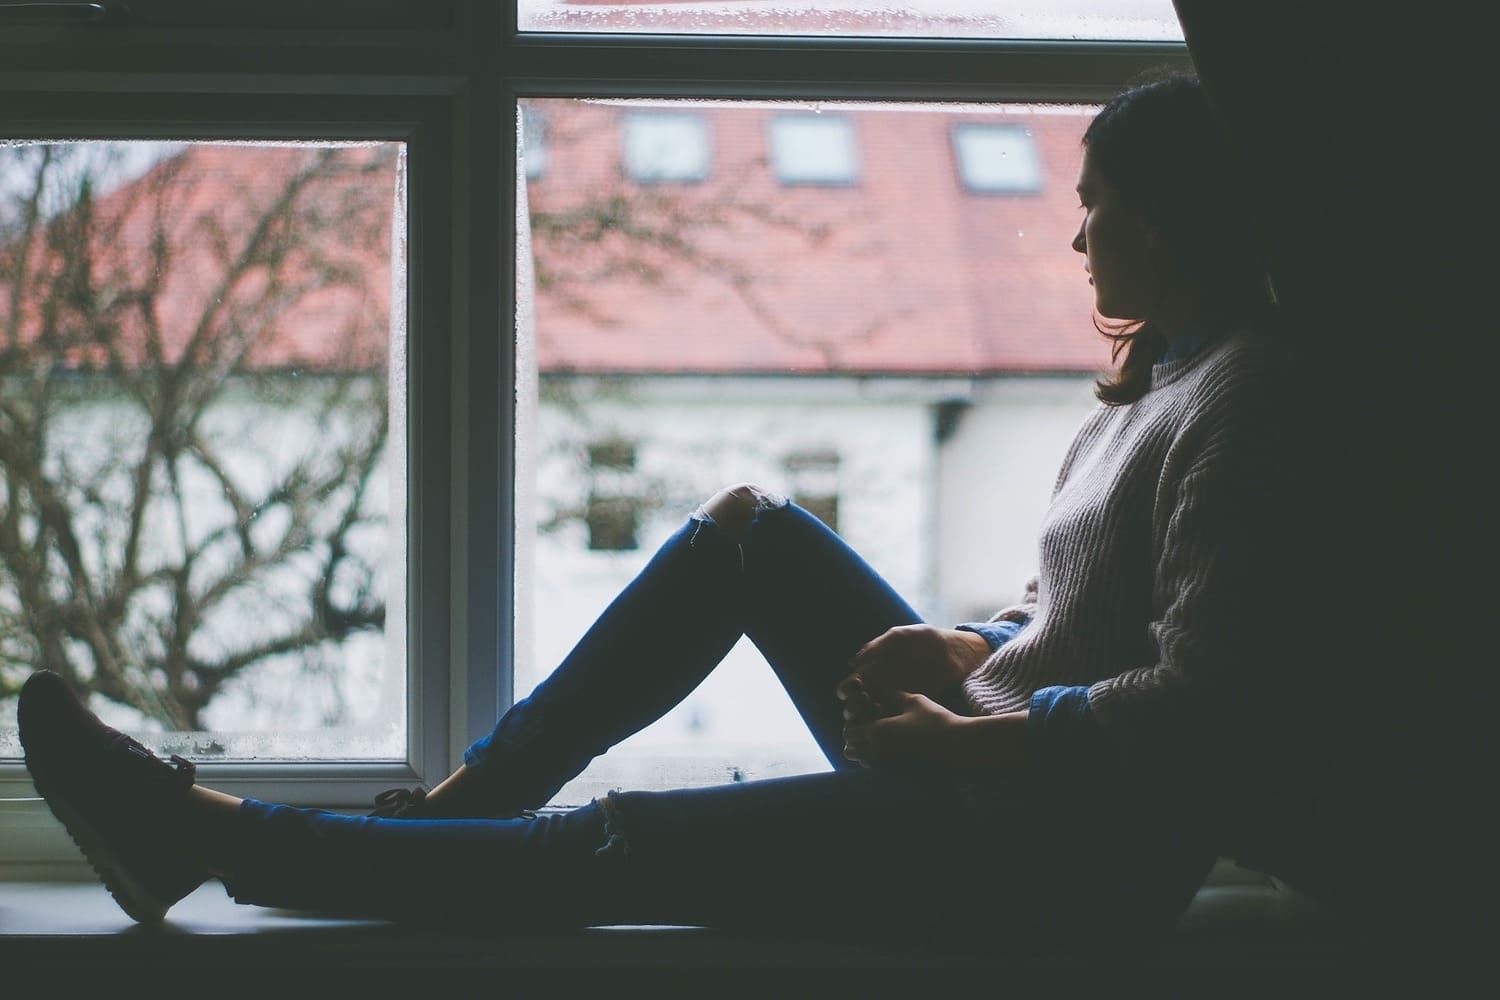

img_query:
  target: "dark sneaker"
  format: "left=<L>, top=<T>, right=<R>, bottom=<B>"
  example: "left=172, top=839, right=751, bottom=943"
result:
left=18, top=670, right=208, bottom=924
left=370, top=785, right=429, bottom=818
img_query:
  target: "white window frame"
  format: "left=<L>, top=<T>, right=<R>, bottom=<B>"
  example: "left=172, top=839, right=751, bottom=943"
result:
left=0, top=0, right=1187, bottom=872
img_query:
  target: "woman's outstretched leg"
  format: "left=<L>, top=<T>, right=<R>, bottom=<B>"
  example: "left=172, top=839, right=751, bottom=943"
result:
left=20, top=667, right=1205, bottom=944
left=222, top=769, right=1008, bottom=933
left=413, top=484, right=923, bottom=819
left=21, top=659, right=997, bottom=935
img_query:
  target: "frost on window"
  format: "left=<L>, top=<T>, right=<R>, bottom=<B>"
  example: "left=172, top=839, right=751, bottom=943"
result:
left=518, top=0, right=1184, bottom=41
left=0, top=140, right=406, bottom=761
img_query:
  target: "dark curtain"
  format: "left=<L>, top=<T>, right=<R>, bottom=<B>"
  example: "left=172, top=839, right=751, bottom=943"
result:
left=1173, top=1, right=1470, bottom=961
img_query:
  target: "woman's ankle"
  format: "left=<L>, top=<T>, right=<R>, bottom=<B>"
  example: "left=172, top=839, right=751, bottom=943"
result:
left=186, top=785, right=243, bottom=876
left=419, top=764, right=534, bottom=818
left=419, top=764, right=495, bottom=818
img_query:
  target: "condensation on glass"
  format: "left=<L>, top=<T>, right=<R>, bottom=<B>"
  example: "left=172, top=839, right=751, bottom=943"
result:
left=514, top=98, right=1107, bottom=805
left=0, top=140, right=407, bottom=761
left=518, top=0, right=1182, bottom=41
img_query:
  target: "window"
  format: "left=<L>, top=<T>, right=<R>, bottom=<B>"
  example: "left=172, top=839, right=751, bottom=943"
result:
left=953, top=123, right=1044, bottom=194
left=785, top=449, right=841, bottom=532
left=769, top=114, right=859, bottom=186
left=0, top=139, right=405, bottom=762
left=1, top=1, right=1190, bottom=854
left=585, top=440, right=640, bottom=552
left=0, top=80, right=459, bottom=831
left=519, top=97, right=1120, bottom=803
left=622, top=112, right=710, bottom=184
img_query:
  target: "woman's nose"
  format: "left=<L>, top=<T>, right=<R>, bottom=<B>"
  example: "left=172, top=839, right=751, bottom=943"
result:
left=1071, top=223, right=1086, bottom=254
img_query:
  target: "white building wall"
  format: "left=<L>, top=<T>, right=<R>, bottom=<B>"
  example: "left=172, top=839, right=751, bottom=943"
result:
left=935, top=375, right=1098, bottom=623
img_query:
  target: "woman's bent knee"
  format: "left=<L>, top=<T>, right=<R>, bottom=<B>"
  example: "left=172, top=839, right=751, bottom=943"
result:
left=695, top=483, right=787, bottom=543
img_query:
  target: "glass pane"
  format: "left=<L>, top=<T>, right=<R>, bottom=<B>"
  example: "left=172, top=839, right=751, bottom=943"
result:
left=515, top=99, right=1108, bottom=805
left=519, top=0, right=1182, bottom=41
left=0, top=140, right=406, bottom=762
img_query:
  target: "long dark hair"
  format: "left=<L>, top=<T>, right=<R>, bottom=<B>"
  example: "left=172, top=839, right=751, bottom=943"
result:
left=1084, top=71, right=1274, bottom=405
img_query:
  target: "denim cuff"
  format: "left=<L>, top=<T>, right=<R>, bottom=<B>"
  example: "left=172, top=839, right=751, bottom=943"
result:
left=1026, top=685, right=1101, bottom=765
left=954, top=619, right=1025, bottom=653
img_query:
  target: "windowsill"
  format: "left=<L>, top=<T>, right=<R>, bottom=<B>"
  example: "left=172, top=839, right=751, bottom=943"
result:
left=0, top=880, right=996, bottom=971
left=0, top=860, right=1352, bottom=972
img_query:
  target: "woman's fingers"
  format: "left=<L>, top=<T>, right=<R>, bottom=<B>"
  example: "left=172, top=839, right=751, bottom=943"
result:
left=839, top=681, right=882, bottom=722
left=843, top=721, right=872, bottom=766
left=835, top=673, right=864, bottom=701
left=837, top=673, right=883, bottom=716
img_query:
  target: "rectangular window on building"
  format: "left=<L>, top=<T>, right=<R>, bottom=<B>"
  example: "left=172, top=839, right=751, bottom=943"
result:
left=785, top=448, right=841, bottom=532
left=623, top=111, right=711, bottom=184
left=585, top=439, right=640, bottom=552
left=953, top=123, right=1045, bottom=194
left=768, top=114, right=859, bottom=186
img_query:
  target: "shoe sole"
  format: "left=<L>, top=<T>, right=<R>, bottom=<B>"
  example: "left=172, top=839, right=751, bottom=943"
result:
left=28, top=764, right=170, bottom=924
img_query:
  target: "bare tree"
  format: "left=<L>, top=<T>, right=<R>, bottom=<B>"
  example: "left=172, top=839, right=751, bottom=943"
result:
left=0, top=142, right=394, bottom=730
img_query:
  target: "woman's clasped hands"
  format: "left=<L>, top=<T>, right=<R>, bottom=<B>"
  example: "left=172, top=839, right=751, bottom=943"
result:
left=836, top=624, right=992, bottom=768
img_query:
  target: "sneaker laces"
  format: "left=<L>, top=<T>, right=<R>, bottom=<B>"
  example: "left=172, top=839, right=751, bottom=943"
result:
left=106, top=732, right=197, bottom=787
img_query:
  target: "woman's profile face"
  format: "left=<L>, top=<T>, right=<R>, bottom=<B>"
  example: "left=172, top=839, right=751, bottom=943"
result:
left=1071, top=149, right=1160, bottom=322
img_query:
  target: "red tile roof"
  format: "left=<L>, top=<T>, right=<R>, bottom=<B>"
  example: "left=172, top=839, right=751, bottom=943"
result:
left=528, top=101, right=1110, bottom=374
left=5, top=103, right=1112, bottom=377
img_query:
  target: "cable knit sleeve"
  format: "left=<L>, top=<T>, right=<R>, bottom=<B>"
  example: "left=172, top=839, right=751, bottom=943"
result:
left=1085, top=355, right=1281, bottom=747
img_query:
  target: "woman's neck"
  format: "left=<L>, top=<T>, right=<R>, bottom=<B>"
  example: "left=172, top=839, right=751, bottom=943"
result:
left=1148, top=291, right=1210, bottom=346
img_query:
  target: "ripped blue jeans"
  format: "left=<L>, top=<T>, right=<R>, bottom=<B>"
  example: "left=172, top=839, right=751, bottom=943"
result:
left=464, top=493, right=921, bottom=798
left=222, top=501, right=1206, bottom=945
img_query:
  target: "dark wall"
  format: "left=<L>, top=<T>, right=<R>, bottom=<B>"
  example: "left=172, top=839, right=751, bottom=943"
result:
left=1177, top=0, right=1479, bottom=962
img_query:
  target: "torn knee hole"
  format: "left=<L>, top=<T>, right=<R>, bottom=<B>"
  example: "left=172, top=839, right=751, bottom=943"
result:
left=693, top=483, right=788, bottom=543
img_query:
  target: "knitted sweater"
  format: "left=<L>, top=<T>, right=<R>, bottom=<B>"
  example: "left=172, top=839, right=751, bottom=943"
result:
left=960, top=329, right=1286, bottom=762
